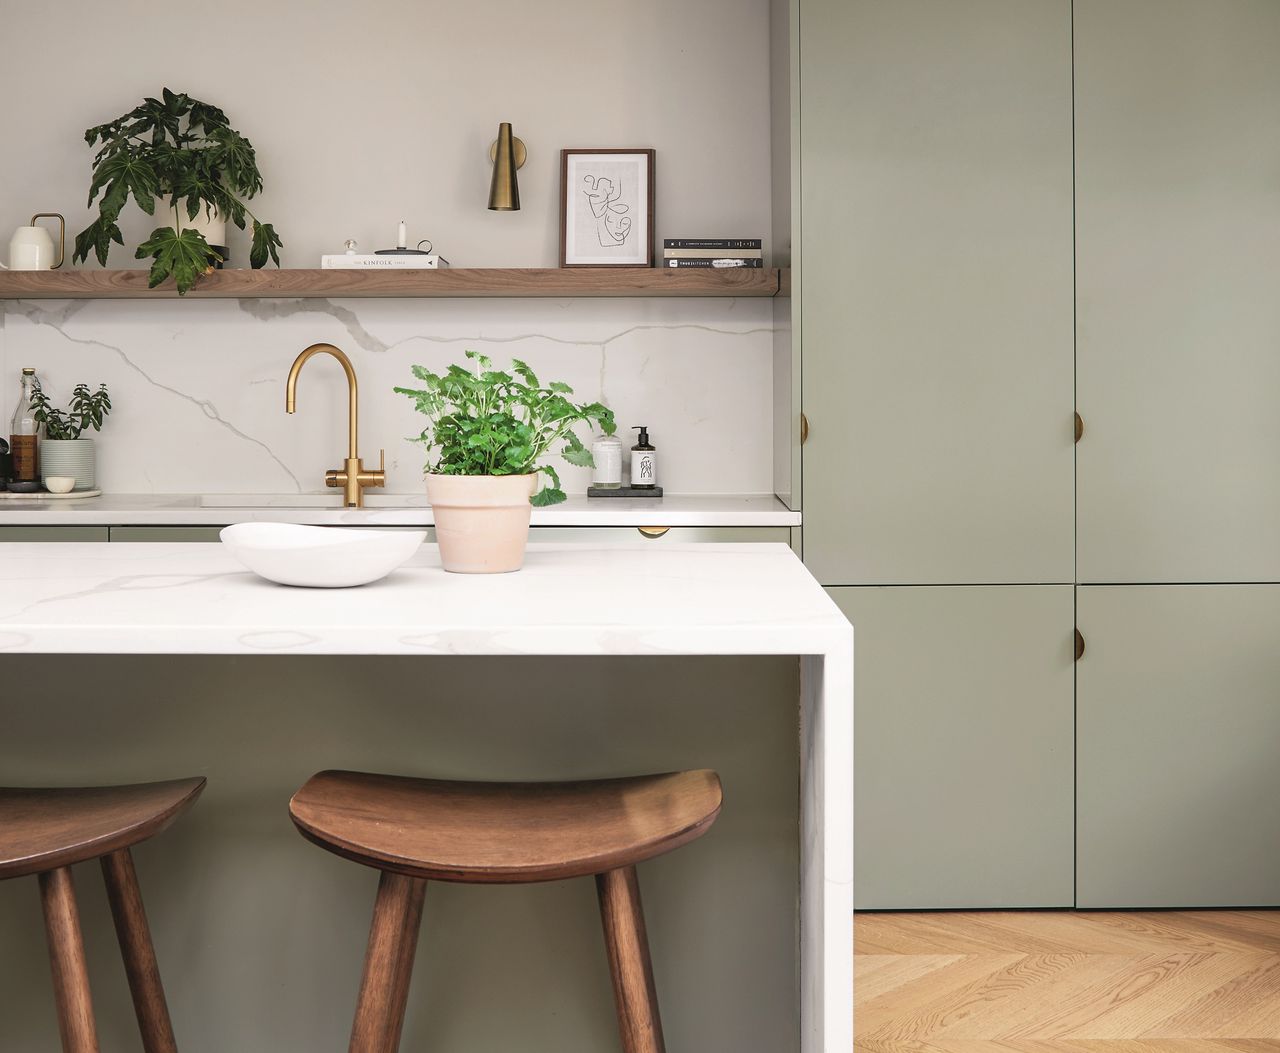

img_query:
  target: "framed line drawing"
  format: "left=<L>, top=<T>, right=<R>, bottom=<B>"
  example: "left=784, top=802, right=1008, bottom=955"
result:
left=560, top=149, right=655, bottom=268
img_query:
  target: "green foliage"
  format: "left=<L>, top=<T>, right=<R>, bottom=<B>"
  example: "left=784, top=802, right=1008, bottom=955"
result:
left=73, top=87, right=281, bottom=294
left=30, top=382, right=113, bottom=441
left=394, top=352, right=616, bottom=507
left=135, top=227, right=223, bottom=295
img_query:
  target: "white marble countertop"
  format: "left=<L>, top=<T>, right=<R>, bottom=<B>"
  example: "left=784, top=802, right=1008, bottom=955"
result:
left=0, top=542, right=846, bottom=655
left=0, top=491, right=800, bottom=528
left=0, top=539, right=854, bottom=1053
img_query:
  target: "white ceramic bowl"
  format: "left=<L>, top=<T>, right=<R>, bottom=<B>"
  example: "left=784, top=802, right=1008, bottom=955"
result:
left=44, top=476, right=76, bottom=494
left=219, top=523, right=427, bottom=588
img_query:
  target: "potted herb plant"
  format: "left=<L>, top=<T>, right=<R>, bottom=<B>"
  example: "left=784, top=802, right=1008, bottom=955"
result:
left=31, top=382, right=112, bottom=491
left=396, top=352, right=615, bottom=573
left=73, top=88, right=282, bottom=294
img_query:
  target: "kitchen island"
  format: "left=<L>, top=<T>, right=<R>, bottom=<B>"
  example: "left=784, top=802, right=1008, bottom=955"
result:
left=0, top=542, right=850, bottom=1053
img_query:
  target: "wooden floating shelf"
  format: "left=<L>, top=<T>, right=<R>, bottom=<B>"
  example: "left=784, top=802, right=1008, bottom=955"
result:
left=0, top=267, right=785, bottom=300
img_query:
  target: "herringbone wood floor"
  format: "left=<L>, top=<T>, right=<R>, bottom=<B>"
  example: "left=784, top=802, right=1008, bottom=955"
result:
left=855, top=911, right=1280, bottom=1053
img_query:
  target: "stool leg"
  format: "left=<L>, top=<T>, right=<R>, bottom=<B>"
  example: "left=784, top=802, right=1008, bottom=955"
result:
left=596, top=866, right=667, bottom=1053
left=100, top=849, right=178, bottom=1053
left=39, top=866, right=101, bottom=1053
left=349, top=871, right=427, bottom=1053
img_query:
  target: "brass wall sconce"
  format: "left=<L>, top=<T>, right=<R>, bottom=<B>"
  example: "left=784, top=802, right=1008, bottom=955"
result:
left=488, top=122, right=527, bottom=211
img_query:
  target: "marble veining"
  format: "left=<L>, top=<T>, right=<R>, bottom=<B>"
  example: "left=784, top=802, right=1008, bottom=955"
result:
left=0, top=297, right=775, bottom=497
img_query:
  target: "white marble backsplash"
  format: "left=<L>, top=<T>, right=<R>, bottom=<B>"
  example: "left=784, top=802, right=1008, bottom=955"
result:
left=0, top=297, right=774, bottom=495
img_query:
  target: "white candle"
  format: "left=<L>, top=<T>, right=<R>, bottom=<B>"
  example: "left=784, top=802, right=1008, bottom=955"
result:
left=397, top=220, right=407, bottom=249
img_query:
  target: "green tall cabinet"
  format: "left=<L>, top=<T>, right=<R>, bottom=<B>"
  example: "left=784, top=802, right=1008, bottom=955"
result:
left=796, top=0, right=1280, bottom=909
left=794, top=0, right=1076, bottom=908
left=1073, top=0, right=1280, bottom=906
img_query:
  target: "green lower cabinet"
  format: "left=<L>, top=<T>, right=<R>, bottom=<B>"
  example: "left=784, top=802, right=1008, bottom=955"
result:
left=109, top=527, right=226, bottom=542
left=1077, top=585, right=1280, bottom=907
left=2, top=525, right=786, bottom=545
left=108, top=526, right=439, bottom=543
left=829, top=584, right=1075, bottom=909
left=0, top=526, right=109, bottom=542
left=529, top=526, right=791, bottom=545
left=104, top=526, right=784, bottom=545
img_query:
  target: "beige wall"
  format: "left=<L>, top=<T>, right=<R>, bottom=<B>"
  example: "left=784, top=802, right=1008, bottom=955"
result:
left=0, top=0, right=773, bottom=268
left=0, top=655, right=800, bottom=1053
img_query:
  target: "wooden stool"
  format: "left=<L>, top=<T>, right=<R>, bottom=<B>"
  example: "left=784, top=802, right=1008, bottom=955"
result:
left=0, top=777, right=205, bottom=1053
left=290, top=769, right=722, bottom=1053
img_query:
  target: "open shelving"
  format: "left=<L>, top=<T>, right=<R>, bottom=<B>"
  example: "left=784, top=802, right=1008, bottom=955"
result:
left=0, top=267, right=784, bottom=300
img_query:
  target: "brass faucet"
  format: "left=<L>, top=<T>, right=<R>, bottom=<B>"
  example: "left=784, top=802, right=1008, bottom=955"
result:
left=285, top=343, right=385, bottom=507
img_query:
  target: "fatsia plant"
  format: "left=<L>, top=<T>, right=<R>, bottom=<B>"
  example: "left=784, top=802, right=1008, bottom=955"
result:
left=395, top=351, right=615, bottom=506
left=73, top=87, right=282, bottom=294
left=30, top=382, right=112, bottom=441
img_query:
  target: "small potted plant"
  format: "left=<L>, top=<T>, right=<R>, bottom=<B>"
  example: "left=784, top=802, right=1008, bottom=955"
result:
left=31, top=381, right=112, bottom=491
left=73, top=88, right=282, bottom=294
left=396, top=352, right=614, bottom=573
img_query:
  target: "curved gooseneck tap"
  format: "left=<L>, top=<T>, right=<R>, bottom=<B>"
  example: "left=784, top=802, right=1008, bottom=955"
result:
left=285, top=343, right=384, bottom=507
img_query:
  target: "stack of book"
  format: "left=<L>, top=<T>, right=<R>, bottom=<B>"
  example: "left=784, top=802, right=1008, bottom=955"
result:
left=663, top=238, right=763, bottom=269
left=320, top=252, right=449, bottom=269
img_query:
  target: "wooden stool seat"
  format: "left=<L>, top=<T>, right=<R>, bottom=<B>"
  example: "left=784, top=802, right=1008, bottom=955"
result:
left=289, top=769, right=722, bottom=883
left=0, top=777, right=204, bottom=1053
left=291, top=769, right=722, bottom=1053
left=0, top=778, right=205, bottom=880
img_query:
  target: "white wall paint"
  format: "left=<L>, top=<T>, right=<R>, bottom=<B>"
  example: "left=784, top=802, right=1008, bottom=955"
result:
left=0, top=0, right=773, bottom=268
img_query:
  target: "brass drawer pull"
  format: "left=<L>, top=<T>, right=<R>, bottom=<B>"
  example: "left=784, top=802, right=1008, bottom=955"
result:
left=1075, top=412, right=1084, bottom=443
left=637, top=526, right=670, bottom=539
left=800, top=412, right=810, bottom=445
left=1074, top=628, right=1085, bottom=661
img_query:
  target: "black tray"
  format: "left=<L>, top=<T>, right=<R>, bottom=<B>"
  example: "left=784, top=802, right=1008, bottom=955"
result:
left=587, top=485, right=663, bottom=499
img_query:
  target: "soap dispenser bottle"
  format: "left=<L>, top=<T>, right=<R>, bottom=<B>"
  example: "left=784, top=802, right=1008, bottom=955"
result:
left=630, top=426, right=657, bottom=489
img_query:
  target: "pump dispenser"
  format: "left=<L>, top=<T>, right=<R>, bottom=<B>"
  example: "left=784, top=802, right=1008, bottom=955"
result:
left=630, top=426, right=657, bottom=489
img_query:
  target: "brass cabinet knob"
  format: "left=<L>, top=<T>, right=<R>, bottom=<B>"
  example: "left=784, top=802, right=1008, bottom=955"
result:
left=1074, top=628, right=1085, bottom=661
left=1074, top=412, right=1084, bottom=443
left=637, top=526, right=670, bottom=539
left=800, top=412, right=810, bottom=445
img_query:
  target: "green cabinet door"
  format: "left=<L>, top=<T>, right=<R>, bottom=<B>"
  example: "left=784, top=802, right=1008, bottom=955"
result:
left=107, top=526, right=439, bottom=542
left=0, top=527, right=109, bottom=542
left=832, top=584, right=1075, bottom=908
left=1077, top=585, right=1280, bottom=907
left=109, top=527, right=226, bottom=542
left=529, top=527, right=791, bottom=545
left=800, top=0, right=1075, bottom=586
left=1075, top=1, right=1280, bottom=584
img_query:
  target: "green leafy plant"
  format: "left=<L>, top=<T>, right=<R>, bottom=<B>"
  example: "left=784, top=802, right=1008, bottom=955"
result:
left=73, top=87, right=282, bottom=294
left=30, top=382, right=112, bottom=441
left=395, top=351, right=615, bottom=506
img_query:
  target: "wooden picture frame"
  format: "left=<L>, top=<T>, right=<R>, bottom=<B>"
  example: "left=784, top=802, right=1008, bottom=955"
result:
left=559, top=149, right=656, bottom=268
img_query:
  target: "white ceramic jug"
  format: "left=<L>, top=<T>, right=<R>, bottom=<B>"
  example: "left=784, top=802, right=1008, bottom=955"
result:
left=2, top=213, right=64, bottom=270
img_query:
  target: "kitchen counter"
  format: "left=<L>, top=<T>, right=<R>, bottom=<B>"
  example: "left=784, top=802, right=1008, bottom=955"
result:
left=0, top=491, right=800, bottom=528
left=0, top=542, right=839, bottom=657
left=0, top=542, right=849, bottom=1052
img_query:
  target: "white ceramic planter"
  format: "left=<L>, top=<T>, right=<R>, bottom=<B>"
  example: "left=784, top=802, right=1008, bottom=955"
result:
left=426, top=473, right=535, bottom=574
left=162, top=198, right=227, bottom=264
left=40, top=438, right=95, bottom=491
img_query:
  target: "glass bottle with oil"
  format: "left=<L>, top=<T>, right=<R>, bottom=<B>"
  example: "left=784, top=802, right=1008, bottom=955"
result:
left=9, top=367, right=40, bottom=488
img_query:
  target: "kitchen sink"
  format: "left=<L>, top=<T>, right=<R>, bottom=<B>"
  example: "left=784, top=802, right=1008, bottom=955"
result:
left=196, top=493, right=429, bottom=509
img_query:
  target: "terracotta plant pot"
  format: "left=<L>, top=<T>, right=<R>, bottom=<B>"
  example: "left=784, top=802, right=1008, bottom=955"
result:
left=426, top=473, right=536, bottom=574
